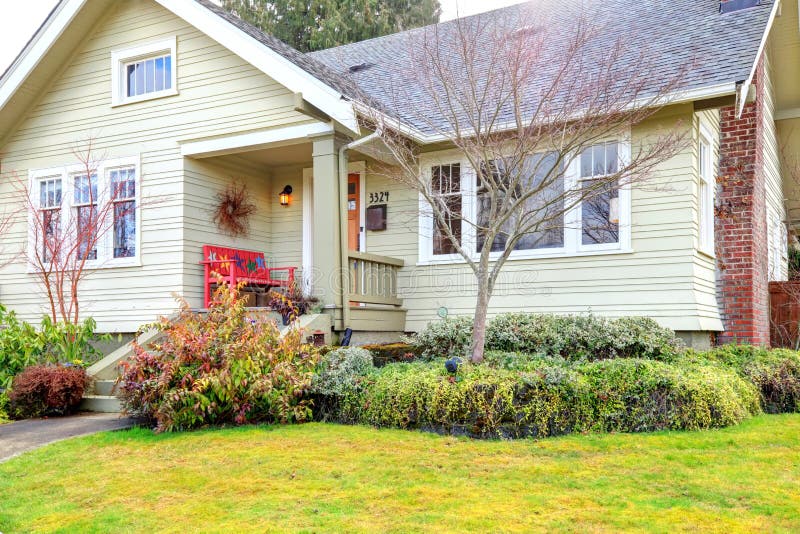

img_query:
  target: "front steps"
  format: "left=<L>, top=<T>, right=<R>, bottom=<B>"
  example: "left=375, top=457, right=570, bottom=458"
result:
left=80, top=395, right=122, bottom=413
left=79, top=327, right=164, bottom=414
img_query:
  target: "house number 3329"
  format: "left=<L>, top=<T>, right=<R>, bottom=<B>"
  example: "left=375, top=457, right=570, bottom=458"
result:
left=369, top=191, right=389, bottom=204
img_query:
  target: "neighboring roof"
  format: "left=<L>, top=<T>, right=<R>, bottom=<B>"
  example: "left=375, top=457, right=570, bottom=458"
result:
left=309, top=0, right=776, bottom=140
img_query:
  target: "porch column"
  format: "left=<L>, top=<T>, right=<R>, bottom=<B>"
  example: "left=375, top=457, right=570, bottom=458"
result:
left=311, top=134, right=347, bottom=327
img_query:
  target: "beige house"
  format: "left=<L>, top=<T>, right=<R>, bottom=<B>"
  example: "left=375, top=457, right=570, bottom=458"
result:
left=0, top=0, right=795, bottom=349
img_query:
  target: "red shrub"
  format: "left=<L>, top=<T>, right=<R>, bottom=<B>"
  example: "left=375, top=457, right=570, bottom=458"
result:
left=9, top=365, right=89, bottom=419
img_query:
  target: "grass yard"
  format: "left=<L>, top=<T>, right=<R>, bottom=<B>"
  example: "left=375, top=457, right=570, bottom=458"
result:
left=1, top=415, right=799, bottom=533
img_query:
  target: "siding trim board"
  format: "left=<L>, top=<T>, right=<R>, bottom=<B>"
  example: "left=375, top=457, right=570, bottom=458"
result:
left=180, top=121, right=332, bottom=158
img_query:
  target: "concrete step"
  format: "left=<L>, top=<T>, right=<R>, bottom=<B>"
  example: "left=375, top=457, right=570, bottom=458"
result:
left=93, top=380, right=118, bottom=397
left=80, top=395, right=122, bottom=413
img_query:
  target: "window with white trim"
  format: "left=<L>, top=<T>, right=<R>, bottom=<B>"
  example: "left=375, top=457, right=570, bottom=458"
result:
left=419, top=138, right=631, bottom=264
left=431, top=163, right=462, bottom=255
left=476, top=153, right=565, bottom=253
left=73, top=173, right=98, bottom=260
left=698, top=130, right=715, bottom=254
left=38, top=177, right=62, bottom=263
left=111, top=38, right=177, bottom=106
left=30, top=158, right=140, bottom=268
left=579, top=141, right=620, bottom=247
left=110, top=168, right=137, bottom=258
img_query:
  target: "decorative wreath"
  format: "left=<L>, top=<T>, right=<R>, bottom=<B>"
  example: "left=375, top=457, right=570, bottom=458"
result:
left=213, top=181, right=257, bottom=237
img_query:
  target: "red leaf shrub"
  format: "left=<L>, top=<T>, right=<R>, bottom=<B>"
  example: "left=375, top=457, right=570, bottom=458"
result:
left=9, top=365, right=89, bottom=419
left=118, top=281, right=320, bottom=432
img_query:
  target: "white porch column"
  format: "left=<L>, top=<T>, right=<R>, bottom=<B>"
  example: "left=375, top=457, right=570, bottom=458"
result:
left=311, top=134, right=346, bottom=327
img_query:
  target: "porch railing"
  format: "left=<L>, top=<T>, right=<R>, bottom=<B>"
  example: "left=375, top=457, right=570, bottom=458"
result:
left=348, top=251, right=404, bottom=306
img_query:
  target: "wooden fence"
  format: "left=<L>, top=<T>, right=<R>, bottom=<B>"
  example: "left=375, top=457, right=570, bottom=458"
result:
left=769, top=281, right=800, bottom=349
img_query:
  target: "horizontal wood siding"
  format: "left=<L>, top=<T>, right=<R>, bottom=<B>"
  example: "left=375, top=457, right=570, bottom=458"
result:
left=762, top=50, right=788, bottom=282
left=0, top=0, right=314, bottom=332
left=363, top=105, right=724, bottom=333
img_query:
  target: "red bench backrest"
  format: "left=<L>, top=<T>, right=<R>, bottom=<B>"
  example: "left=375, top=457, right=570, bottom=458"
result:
left=202, top=245, right=268, bottom=278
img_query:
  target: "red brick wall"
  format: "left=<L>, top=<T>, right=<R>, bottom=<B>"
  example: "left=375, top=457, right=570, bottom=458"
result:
left=715, top=63, right=770, bottom=346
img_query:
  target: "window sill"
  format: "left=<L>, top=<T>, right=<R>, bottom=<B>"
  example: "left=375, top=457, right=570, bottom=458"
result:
left=417, top=247, right=634, bottom=266
left=111, top=88, right=178, bottom=108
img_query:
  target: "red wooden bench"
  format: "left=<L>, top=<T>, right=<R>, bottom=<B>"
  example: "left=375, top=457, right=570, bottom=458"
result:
left=200, top=245, right=296, bottom=308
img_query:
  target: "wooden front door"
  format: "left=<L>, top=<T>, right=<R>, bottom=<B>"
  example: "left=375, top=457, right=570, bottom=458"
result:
left=347, top=173, right=361, bottom=251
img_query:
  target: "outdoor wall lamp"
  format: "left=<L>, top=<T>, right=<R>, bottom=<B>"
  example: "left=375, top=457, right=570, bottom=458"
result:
left=279, top=185, right=292, bottom=206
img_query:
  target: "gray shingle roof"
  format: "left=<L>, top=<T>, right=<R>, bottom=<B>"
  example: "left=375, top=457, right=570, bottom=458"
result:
left=307, top=0, right=773, bottom=137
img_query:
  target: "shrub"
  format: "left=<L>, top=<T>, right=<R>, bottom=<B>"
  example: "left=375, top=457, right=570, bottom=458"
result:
left=329, top=357, right=757, bottom=438
left=311, top=347, right=375, bottom=422
left=685, top=345, right=800, bottom=414
left=360, top=343, right=419, bottom=367
left=0, top=392, right=9, bottom=423
left=407, top=316, right=474, bottom=359
left=8, top=365, right=89, bottom=419
left=411, top=314, right=683, bottom=362
left=0, top=306, right=41, bottom=391
left=312, top=347, right=374, bottom=397
left=118, top=283, right=319, bottom=432
left=0, top=305, right=108, bottom=391
left=576, top=358, right=759, bottom=431
left=485, top=314, right=684, bottom=361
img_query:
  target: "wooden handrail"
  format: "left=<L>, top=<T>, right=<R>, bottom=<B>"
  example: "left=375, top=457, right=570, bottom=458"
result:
left=347, top=250, right=405, bottom=267
left=347, top=252, right=404, bottom=307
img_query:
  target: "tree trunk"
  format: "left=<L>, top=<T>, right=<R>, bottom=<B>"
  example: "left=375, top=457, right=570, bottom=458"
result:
left=471, top=282, right=491, bottom=363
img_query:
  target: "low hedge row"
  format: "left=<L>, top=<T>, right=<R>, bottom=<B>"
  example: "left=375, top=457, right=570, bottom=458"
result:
left=676, top=345, right=800, bottom=414
left=313, top=350, right=760, bottom=438
left=411, top=314, right=684, bottom=361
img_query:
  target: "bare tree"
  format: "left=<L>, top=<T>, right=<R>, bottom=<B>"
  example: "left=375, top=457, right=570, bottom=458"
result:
left=14, top=139, right=140, bottom=324
left=355, top=6, right=689, bottom=362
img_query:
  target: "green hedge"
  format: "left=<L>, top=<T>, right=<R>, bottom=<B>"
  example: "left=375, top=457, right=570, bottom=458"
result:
left=411, top=314, right=684, bottom=361
left=324, top=357, right=759, bottom=438
left=680, top=345, right=800, bottom=414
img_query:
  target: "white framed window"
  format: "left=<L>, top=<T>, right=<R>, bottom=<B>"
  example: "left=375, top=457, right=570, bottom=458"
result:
left=578, top=141, right=622, bottom=250
left=73, top=172, right=99, bottom=260
left=418, top=138, right=632, bottom=265
left=111, top=37, right=177, bottom=106
left=29, top=156, right=141, bottom=269
left=698, top=125, right=715, bottom=255
left=110, top=167, right=137, bottom=259
left=37, top=176, right=62, bottom=263
left=476, top=153, right=565, bottom=254
left=431, top=163, right=463, bottom=256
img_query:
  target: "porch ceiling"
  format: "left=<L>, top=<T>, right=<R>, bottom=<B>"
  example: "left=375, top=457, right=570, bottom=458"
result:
left=232, top=142, right=312, bottom=168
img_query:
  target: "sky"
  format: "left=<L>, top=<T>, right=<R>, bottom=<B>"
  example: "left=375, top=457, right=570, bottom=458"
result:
left=0, top=0, right=527, bottom=75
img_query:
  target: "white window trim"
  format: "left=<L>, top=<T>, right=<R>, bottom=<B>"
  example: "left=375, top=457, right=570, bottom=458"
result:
left=576, top=137, right=632, bottom=254
left=417, top=138, right=633, bottom=266
left=27, top=156, right=142, bottom=272
left=111, top=37, right=178, bottom=107
left=698, top=123, right=715, bottom=257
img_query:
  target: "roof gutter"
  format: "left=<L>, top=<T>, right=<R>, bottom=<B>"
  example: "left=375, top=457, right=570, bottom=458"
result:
left=737, top=0, right=781, bottom=117
left=338, top=131, right=381, bottom=330
left=355, top=82, right=740, bottom=146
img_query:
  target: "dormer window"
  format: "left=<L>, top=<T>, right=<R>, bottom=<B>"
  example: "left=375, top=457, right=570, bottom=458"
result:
left=111, top=37, right=177, bottom=106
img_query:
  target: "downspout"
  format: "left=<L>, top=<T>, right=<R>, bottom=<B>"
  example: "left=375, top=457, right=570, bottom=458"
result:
left=338, top=131, right=381, bottom=331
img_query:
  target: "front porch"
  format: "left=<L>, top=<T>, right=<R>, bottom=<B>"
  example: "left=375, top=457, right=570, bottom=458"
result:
left=181, top=121, right=407, bottom=338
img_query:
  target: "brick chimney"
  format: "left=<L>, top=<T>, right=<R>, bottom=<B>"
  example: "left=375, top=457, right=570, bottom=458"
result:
left=715, top=58, right=770, bottom=346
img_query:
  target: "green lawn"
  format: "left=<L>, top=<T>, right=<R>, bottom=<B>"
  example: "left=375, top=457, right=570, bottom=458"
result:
left=1, top=416, right=799, bottom=533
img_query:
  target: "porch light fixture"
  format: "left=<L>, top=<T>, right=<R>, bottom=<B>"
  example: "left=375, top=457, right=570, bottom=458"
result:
left=279, top=185, right=292, bottom=206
